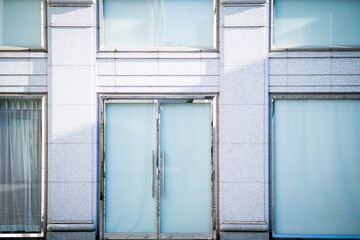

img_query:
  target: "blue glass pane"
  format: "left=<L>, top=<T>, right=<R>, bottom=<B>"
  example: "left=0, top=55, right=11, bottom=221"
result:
left=105, top=103, right=156, bottom=233
left=103, top=0, right=213, bottom=48
left=159, top=103, right=212, bottom=233
left=274, top=0, right=360, bottom=47
left=0, top=0, right=42, bottom=47
left=274, top=99, right=360, bottom=235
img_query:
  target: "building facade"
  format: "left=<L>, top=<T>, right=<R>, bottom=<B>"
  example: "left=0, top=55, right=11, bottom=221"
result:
left=0, top=0, right=359, bottom=239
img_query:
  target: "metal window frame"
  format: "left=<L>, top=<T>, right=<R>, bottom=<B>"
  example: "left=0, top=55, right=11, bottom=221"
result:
left=98, top=94, right=219, bottom=240
left=97, top=0, right=219, bottom=52
left=270, top=0, right=360, bottom=51
left=0, top=94, right=47, bottom=238
left=0, top=0, right=47, bottom=52
left=269, top=93, right=360, bottom=239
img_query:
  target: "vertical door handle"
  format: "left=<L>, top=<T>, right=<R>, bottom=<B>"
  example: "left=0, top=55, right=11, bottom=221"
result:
left=162, top=150, right=165, bottom=198
left=151, top=150, right=154, bottom=198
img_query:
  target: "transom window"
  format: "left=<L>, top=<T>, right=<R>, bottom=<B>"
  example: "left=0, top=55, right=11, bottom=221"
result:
left=273, top=0, right=360, bottom=48
left=0, top=0, right=45, bottom=49
left=100, top=0, right=216, bottom=49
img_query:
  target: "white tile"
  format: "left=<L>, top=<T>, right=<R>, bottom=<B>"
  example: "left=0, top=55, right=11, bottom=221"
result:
left=0, top=59, right=29, bottom=74
left=97, top=75, right=116, bottom=86
left=332, top=58, right=360, bottom=75
left=287, top=58, right=331, bottom=75
left=223, top=65, right=265, bottom=104
left=0, top=76, right=29, bottom=85
left=331, top=75, right=360, bottom=86
left=202, top=58, right=220, bottom=75
left=116, top=76, right=158, bottom=86
left=269, top=58, right=287, bottom=75
left=220, top=182, right=265, bottom=223
left=49, top=66, right=94, bottom=105
left=219, top=104, right=266, bottom=144
left=50, top=104, right=94, bottom=144
left=224, top=6, right=266, bottom=27
left=224, top=28, right=265, bottom=66
left=47, top=182, right=94, bottom=222
left=50, top=6, right=93, bottom=25
left=29, top=58, right=47, bottom=75
left=97, top=59, right=115, bottom=76
left=159, top=59, right=201, bottom=75
left=116, top=59, right=158, bottom=75
left=219, top=143, right=265, bottom=183
left=49, top=28, right=94, bottom=66
left=48, top=143, right=94, bottom=182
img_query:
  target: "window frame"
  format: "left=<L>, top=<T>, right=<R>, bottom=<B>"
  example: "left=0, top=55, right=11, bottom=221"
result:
left=0, top=0, right=47, bottom=52
left=98, top=0, right=219, bottom=52
left=0, top=94, right=47, bottom=238
left=270, top=0, right=360, bottom=51
left=270, top=94, right=360, bottom=239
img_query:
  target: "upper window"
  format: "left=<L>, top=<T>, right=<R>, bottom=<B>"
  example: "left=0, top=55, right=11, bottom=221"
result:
left=272, top=98, right=360, bottom=238
left=0, top=0, right=44, bottom=49
left=0, top=97, right=45, bottom=237
left=100, top=0, right=216, bottom=49
left=273, top=0, right=360, bottom=48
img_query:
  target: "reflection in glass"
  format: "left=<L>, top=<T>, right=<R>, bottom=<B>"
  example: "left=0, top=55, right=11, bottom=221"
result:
left=274, top=99, right=360, bottom=236
left=103, top=0, right=213, bottom=48
left=0, top=0, right=42, bottom=47
left=274, top=0, right=360, bottom=47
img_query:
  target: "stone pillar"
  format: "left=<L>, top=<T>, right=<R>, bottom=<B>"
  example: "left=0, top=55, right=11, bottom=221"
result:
left=219, top=0, right=269, bottom=239
left=46, top=1, right=97, bottom=239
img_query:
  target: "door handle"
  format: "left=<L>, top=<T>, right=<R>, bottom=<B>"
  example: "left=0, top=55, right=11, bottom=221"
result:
left=151, top=150, right=154, bottom=198
left=162, top=150, right=165, bottom=198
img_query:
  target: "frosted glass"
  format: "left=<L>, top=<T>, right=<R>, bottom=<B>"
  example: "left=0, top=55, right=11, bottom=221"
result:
left=274, top=0, right=360, bottom=47
left=105, top=103, right=156, bottom=233
left=159, top=103, right=212, bottom=233
left=0, top=0, right=42, bottom=47
left=274, top=100, right=360, bottom=236
left=103, top=0, right=213, bottom=48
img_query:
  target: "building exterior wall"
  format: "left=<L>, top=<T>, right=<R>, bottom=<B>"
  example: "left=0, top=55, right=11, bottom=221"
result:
left=0, top=0, right=359, bottom=239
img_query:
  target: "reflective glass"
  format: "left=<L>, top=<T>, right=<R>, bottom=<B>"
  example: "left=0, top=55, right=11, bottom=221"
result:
left=0, top=0, right=42, bottom=47
left=274, top=0, right=360, bottom=47
left=274, top=99, right=360, bottom=236
left=103, top=0, right=214, bottom=48
left=160, top=103, right=212, bottom=233
left=105, top=103, right=157, bottom=233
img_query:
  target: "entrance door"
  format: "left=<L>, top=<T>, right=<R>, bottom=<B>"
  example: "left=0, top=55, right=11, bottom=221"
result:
left=102, top=98, right=215, bottom=240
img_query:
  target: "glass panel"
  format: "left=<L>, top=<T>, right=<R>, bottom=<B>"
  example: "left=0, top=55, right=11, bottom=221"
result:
left=274, top=0, right=360, bottom=47
left=0, top=98, right=42, bottom=232
left=105, top=103, right=157, bottom=233
left=274, top=99, right=360, bottom=236
left=0, top=0, right=42, bottom=47
left=160, top=103, right=212, bottom=233
left=103, top=0, right=213, bottom=48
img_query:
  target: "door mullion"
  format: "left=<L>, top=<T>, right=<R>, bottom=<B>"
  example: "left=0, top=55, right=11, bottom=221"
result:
left=156, top=100, right=161, bottom=239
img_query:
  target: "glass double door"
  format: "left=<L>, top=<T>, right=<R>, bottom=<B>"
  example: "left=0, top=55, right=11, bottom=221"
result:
left=103, top=99, right=214, bottom=239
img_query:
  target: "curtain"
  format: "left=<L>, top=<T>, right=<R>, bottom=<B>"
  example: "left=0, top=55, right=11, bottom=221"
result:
left=0, top=98, right=42, bottom=232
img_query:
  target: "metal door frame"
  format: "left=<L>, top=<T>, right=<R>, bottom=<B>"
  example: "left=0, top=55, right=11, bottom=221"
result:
left=99, top=94, right=218, bottom=240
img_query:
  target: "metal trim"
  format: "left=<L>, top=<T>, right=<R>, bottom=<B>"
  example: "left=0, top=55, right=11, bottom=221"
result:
left=99, top=94, right=218, bottom=240
left=0, top=94, right=47, bottom=238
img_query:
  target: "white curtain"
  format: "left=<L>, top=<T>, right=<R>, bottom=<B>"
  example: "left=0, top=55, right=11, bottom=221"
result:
left=0, top=98, right=42, bottom=232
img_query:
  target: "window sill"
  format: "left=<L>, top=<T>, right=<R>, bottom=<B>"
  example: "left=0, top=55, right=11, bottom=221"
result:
left=0, top=46, right=47, bottom=52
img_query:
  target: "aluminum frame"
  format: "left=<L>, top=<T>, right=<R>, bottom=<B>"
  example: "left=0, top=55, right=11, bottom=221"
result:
left=0, top=0, right=47, bottom=52
left=270, top=93, right=360, bottom=239
left=270, top=0, right=360, bottom=51
left=98, top=0, right=219, bottom=51
left=98, top=94, right=218, bottom=240
left=0, top=94, right=47, bottom=238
